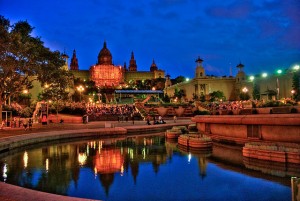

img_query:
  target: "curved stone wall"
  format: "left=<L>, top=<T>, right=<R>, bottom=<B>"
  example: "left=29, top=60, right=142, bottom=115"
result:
left=192, top=114, right=300, bottom=144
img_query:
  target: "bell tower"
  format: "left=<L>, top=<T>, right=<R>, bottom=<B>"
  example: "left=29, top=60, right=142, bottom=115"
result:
left=165, top=74, right=172, bottom=88
left=61, top=51, right=69, bottom=71
left=195, top=56, right=205, bottom=78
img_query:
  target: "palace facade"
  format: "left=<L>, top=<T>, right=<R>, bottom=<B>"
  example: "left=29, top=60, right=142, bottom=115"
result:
left=164, top=56, right=295, bottom=102
left=70, top=41, right=165, bottom=88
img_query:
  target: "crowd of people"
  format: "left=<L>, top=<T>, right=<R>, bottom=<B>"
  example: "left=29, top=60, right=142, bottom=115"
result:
left=1, top=117, right=33, bottom=130
left=85, top=104, right=142, bottom=122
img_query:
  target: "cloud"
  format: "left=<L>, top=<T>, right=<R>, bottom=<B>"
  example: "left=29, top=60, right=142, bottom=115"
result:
left=205, top=1, right=253, bottom=19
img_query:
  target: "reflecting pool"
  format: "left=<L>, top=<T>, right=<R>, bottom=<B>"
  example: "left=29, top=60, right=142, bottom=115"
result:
left=0, top=133, right=294, bottom=201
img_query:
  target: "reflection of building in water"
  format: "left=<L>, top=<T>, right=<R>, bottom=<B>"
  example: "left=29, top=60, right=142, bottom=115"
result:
left=177, top=145, right=212, bottom=179
left=243, top=157, right=300, bottom=177
left=94, top=149, right=124, bottom=174
left=5, top=144, right=81, bottom=195
left=99, top=173, right=114, bottom=196
left=89, top=135, right=167, bottom=192
left=198, top=157, right=208, bottom=179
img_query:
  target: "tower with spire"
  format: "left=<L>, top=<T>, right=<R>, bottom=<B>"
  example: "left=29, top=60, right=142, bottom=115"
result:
left=61, top=50, right=69, bottom=71
left=165, top=74, right=172, bottom=88
left=150, top=59, right=158, bottom=72
left=129, top=52, right=137, bottom=72
left=195, top=56, right=205, bottom=78
left=70, top=50, right=79, bottom=70
left=236, top=62, right=246, bottom=83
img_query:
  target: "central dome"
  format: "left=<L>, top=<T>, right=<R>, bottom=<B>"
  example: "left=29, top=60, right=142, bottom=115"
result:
left=97, top=41, right=112, bottom=65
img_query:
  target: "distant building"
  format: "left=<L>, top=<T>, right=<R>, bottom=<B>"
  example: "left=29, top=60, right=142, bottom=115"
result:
left=164, top=56, right=295, bottom=102
left=70, top=41, right=165, bottom=88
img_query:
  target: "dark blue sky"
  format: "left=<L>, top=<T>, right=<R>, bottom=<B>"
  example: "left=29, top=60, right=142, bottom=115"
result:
left=1, top=0, right=299, bottom=79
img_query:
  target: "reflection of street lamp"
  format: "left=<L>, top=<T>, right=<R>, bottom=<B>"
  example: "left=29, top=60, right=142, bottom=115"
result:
left=77, top=85, right=84, bottom=102
left=242, top=87, right=248, bottom=93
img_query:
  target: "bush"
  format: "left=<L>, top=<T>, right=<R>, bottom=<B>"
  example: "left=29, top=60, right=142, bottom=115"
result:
left=291, top=108, right=298, bottom=113
left=227, top=110, right=233, bottom=115
left=19, top=107, right=33, bottom=118
left=193, top=110, right=210, bottom=115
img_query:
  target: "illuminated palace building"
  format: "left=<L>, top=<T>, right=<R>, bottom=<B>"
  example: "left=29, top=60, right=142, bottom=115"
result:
left=70, top=41, right=165, bottom=88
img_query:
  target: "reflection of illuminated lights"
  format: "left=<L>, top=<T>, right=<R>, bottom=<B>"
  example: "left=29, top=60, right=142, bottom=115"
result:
left=87, top=144, right=89, bottom=156
left=23, top=151, right=28, bottom=168
left=142, top=148, right=146, bottom=159
left=94, top=167, right=97, bottom=178
left=3, top=163, right=7, bottom=182
left=188, top=153, right=192, bottom=163
left=94, top=149, right=124, bottom=174
left=45, top=158, right=49, bottom=172
left=129, top=148, right=134, bottom=159
left=120, top=165, right=124, bottom=176
left=78, top=153, right=87, bottom=166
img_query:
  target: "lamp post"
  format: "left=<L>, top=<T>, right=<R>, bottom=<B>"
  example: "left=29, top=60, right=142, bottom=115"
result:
left=242, top=87, right=248, bottom=93
left=291, top=89, right=295, bottom=100
left=77, top=85, right=84, bottom=102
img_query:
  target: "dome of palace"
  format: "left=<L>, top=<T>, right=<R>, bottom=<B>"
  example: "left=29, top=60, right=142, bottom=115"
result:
left=97, top=41, right=112, bottom=65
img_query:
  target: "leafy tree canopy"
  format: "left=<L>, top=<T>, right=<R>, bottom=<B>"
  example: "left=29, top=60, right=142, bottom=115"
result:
left=0, top=16, right=69, bottom=122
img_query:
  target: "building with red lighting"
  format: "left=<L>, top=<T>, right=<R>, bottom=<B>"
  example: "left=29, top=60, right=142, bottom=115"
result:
left=70, top=41, right=165, bottom=88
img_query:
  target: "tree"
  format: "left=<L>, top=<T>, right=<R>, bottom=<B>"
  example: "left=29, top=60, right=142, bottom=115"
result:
left=0, top=16, right=66, bottom=123
left=239, top=92, right=251, bottom=100
left=171, top=76, right=185, bottom=85
left=209, top=91, right=225, bottom=102
left=292, top=71, right=300, bottom=101
left=39, top=70, right=72, bottom=122
left=252, top=82, right=260, bottom=100
left=174, top=88, right=185, bottom=102
left=161, top=94, right=170, bottom=103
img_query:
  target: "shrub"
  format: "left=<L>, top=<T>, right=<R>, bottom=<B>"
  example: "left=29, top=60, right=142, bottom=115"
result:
left=19, top=107, right=33, bottom=118
left=291, top=108, right=298, bottom=113
left=193, top=110, right=210, bottom=115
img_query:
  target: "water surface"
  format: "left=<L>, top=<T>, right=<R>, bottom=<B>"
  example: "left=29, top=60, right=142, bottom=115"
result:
left=0, top=134, right=293, bottom=201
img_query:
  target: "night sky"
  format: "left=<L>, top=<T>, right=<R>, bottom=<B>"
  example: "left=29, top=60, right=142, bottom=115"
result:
left=1, top=0, right=299, bottom=79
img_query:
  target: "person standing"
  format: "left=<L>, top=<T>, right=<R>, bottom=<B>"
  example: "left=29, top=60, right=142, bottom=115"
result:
left=28, top=118, right=33, bottom=130
left=23, top=118, right=28, bottom=130
left=146, top=115, right=151, bottom=125
left=173, top=115, right=177, bottom=123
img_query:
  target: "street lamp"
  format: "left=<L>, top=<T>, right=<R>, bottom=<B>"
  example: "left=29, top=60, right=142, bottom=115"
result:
left=262, top=73, right=268, bottom=78
left=242, top=87, right=248, bottom=93
left=77, top=85, right=84, bottom=102
left=291, top=89, right=295, bottom=100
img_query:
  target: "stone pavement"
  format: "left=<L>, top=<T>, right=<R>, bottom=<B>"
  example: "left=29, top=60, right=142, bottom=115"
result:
left=0, top=118, right=193, bottom=201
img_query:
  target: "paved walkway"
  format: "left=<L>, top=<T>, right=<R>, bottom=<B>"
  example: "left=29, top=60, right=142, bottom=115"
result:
left=0, top=118, right=193, bottom=201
